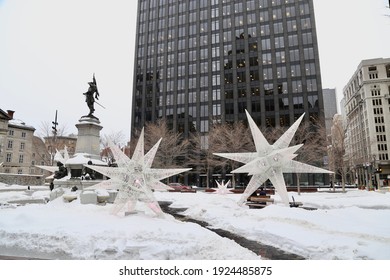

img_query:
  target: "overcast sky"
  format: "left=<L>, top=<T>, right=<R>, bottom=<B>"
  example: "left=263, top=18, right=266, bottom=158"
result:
left=0, top=0, right=389, bottom=140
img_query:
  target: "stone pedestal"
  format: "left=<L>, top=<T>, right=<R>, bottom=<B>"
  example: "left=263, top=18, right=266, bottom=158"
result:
left=63, top=116, right=107, bottom=181
left=75, top=116, right=102, bottom=159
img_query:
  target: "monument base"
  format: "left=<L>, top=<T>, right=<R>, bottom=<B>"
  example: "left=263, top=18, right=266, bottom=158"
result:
left=75, top=116, right=102, bottom=157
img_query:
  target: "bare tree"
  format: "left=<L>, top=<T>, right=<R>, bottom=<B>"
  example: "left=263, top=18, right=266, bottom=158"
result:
left=211, top=121, right=255, bottom=188
left=187, top=128, right=226, bottom=188
left=263, top=117, right=328, bottom=194
left=100, top=131, right=127, bottom=149
left=294, top=118, right=328, bottom=193
left=144, top=119, right=191, bottom=179
left=36, top=120, right=69, bottom=165
left=100, top=131, right=129, bottom=165
left=36, top=120, right=68, bottom=139
left=328, top=115, right=350, bottom=192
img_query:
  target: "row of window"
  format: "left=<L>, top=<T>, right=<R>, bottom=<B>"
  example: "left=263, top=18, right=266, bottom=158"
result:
left=139, top=17, right=312, bottom=49
left=140, top=0, right=309, bottom=23
left=142, top=0, right=305, bottom=10
left=345, top=65, right=390, bottom=100
left=138, top=30, right=314, bottom=61
left=8, top=130, right=27, bottom=138
left=5, top=153, right=24, bottom=163
left=6, top=140, right=25, bottom=150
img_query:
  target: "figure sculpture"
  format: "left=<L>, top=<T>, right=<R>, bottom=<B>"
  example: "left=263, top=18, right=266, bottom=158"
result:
left=54, top=162, right=68, bottom=179
left=83, top=74, right=100, bottom=117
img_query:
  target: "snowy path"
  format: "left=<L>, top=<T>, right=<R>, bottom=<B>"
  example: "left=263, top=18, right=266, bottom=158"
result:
left=159, top=201, right=305, bottom=260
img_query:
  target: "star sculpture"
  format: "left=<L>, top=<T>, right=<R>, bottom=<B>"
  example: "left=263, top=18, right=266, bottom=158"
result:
left=54, top=146, right=70, bottom=164
left=86, top=129, right=191, bottom=217
left=214, top=110, right=333, bottom=206
left=214, top=180, right=231, bottom=195
left=36, top=146, right=70, bottom=175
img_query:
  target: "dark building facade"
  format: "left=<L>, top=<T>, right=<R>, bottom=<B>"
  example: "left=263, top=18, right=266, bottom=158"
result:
left=132, top=0, right=326, bottom=184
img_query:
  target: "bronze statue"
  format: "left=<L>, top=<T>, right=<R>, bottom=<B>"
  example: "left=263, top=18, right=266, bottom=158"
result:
left=83, top=74, right=100, bottom=117
left=54, top=162, right=68, bottom=179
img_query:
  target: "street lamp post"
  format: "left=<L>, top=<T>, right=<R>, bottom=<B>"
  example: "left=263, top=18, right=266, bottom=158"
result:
left=51, top=110, right=58, bottom=166
left=363, top=162, right=370, bottom=190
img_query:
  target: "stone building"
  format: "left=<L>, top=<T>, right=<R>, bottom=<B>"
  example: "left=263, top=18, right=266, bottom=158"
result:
left=343, top=58, right=390, bottom=188
left=0, top=109, right=50, bottom=185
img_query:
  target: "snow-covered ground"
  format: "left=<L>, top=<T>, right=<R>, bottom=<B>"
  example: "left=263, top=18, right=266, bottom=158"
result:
left=0, top=182, right=389, bottom=260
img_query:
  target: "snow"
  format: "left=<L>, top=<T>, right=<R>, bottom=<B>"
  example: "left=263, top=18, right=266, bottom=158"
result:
left=0, top=182, right=389, bottom=260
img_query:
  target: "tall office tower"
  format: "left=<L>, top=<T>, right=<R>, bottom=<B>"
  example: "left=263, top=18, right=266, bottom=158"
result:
left=131, top=0, right=325, bottom=185
left=322, top=88, right=338, bottom=136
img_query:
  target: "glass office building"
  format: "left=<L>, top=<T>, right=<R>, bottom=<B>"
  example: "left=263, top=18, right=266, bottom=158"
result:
left=132, top=0, right=324, bottom=135
left=131, top=0, right=326, bottom=185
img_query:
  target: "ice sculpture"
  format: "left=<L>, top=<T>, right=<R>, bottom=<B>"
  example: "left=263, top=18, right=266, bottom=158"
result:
left=214, top=110, right=333, bottom=206
left=215, top=180, right=231, bottom=195
left=86, top=129, right=191, bottom=216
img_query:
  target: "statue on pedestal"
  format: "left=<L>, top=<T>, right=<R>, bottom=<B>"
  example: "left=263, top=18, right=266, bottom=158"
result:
left=83, top=74, right=100, bottom=118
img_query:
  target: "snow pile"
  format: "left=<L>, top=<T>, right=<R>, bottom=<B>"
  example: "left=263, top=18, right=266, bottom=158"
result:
left=0, top=182, right=389, bottom=260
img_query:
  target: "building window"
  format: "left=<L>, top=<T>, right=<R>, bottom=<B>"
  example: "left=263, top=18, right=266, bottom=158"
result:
left=19, top=154, right=24, bottom=163
left=200, top=120, right=209, bottom=132
left=259, top=0, right=268, bottom=9
left=300, top=3, right=310, bottom=15
left=368, top=66, right=378, bottom=79
left=290, top=49, right=300, bottom=61
left=372, top=99, right=382, bottom=106
left=292, top=80, right=303, bottom=93
left=7, top=140, right=13, bottom=149
left=369, top=72, right=378, bottom=79
left=301, top=17, right=312, bottom=30
left=21, top=132, right=26, bottom=138
left=307, top=79, right=318, bottom=92
left=286, top=6, right=296, bottom=17
left=287, top=20, right=297, bottom=32
left=18, top=169, right=23, bottom=174
left=8, top=130, right=14, bottom=136
left=260, top=24, right=270, bottom=36
left=288, top=34, right=298, bottom=47
left=20, top=142, right=25, bottom=150
left=305, top=63, right=316, bottom=76
left=290, top=64, right=301, bottom=77
left=275, top=51, right=285, bottom=63
left=272, top=8, right=282, bottom=20
left=273, top=22, right=283, bottom=34
left=259, top=11, right=269, bottom=22
left=308, top=95, right=319, bottom=108
left=303, top=47, right=314, bottom=60
left=386, top=64, right=390, bottom=78
left=6, top=153, right=11, bottom=162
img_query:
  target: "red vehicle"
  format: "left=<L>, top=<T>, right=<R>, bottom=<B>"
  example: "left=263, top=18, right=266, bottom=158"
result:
left=168, top=183, right=192, bottom=191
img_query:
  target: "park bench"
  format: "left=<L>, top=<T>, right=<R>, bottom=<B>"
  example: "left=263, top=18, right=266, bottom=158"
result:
left=246, top=195, right=274, bottom=209
left=286, top=186, right=318, bottom=193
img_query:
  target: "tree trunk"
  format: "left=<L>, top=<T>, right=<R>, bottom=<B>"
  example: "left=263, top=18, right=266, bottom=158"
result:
left=342, top=171, right=346, bottom=193
left=296, top=173, right=301, bottom=195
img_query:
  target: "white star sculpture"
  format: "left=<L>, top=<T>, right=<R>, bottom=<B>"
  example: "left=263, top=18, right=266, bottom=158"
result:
left=214, top=180, right=231, bottom=195
left=214, top=110, right=333, bottom=206
left=54, top=146, right=70, bottom=164
left=36, top=146, right=70, bottom=175
left=86, top=129, right=191, bottom=217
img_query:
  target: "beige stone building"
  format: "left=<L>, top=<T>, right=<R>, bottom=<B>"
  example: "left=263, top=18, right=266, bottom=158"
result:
left=0, top=110, right=51, bottom=185
left=343, top=58, right=390, bottom=188
left=44, top=135, right=77, bottom=164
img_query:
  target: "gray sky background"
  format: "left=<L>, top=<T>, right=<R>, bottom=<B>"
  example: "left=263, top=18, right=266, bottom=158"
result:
left=0, top=0, right=389, bottom=140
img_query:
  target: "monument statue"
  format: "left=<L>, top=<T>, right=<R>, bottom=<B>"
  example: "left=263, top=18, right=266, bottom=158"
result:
left=83, top=74, right=100, bottom=117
